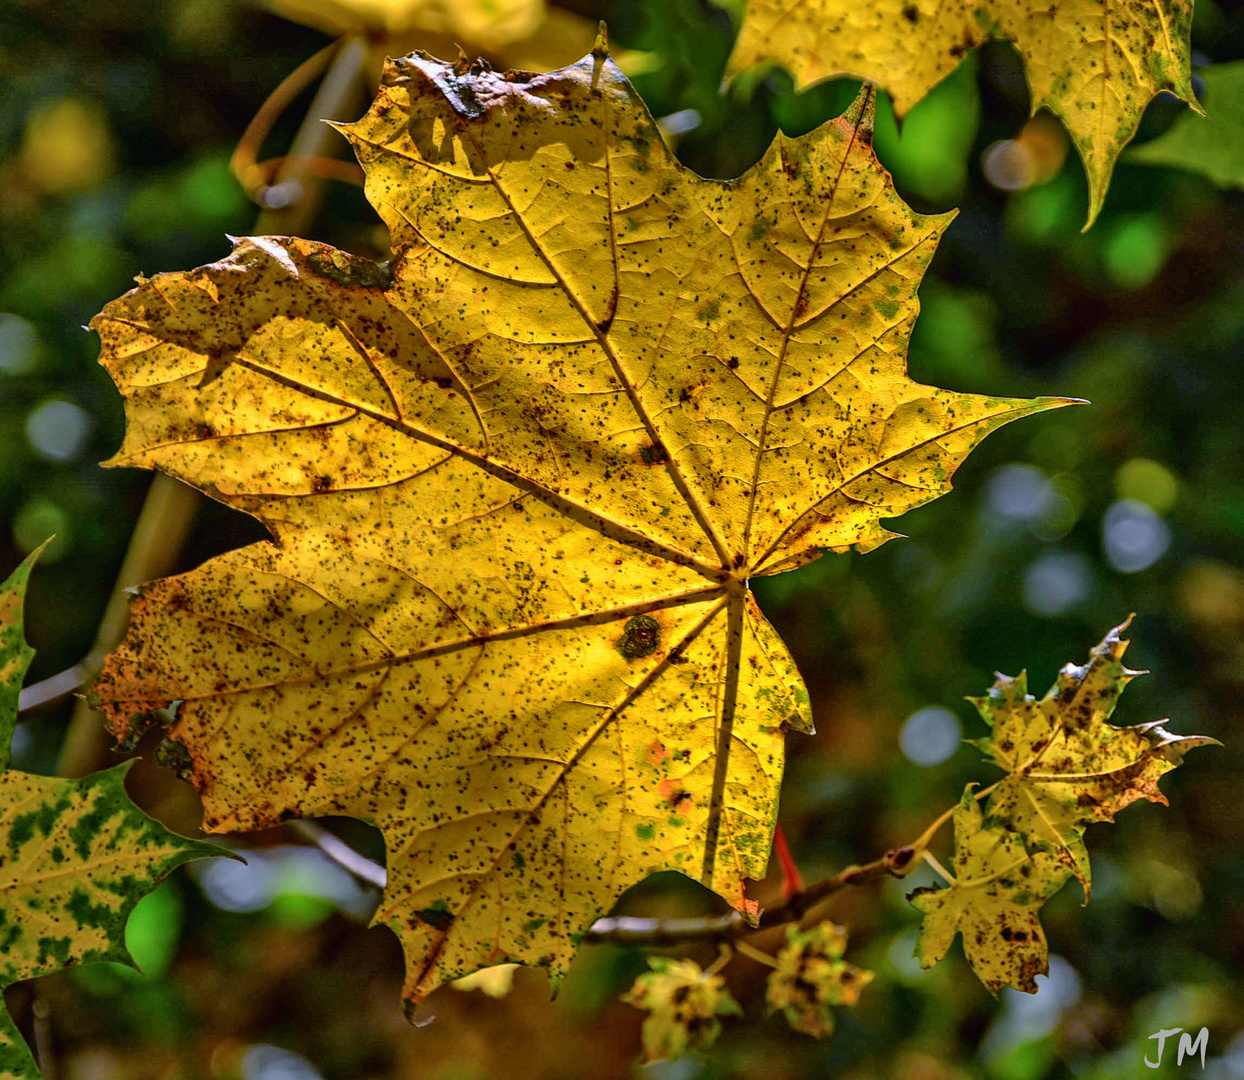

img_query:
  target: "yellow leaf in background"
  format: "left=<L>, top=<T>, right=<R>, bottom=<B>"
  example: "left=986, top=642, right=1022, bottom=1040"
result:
left=970, top=617, right=1218, bottom=898
left=622, top=957, right=743, bottom=1062
left=91, top=40, right=1069, bottom=1008
left=452, top=962, right=519, bottom=997
left=268, top=0, right=597, bottom=76
left=271, top=0, right=543, bottom=40
left=909, top=787, right=1067, bottom=994
left=728, top=0, right=1201, bottom=225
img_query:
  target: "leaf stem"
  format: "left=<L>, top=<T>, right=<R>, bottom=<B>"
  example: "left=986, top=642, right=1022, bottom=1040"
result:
left=704, top=942, right=734, bottom=977
left=921, top=850, right=956, bottom=885
left=734, top=939, right=779, bottom=968
left=910, top=781, right=999, bottom=852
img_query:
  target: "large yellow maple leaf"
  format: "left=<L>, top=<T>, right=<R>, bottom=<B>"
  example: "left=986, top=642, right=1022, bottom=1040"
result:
left=91, top=39, right=1067, bottom=1006
left=729, top=0, right=1201, bottom=225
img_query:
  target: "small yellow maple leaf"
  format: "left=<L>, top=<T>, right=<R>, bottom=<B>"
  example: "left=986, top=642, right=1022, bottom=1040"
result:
left=728, top=0, right=1203, bottom=226
left=91, top=38, right=1070, bottom=1007
left=912, top=621, right=1216, bottom=995
left=910, top=787, right=1067, bottom=994
left=622, top=956, right=743, bottom=1062
left=766, top=920, right=873, bottom=1038
left=971, top=617, right=1218, bottom=898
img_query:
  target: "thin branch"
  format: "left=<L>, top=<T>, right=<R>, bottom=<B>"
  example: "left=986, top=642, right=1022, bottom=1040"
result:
left=583, top=844, right=918, bottom=945
left=734, top=939, right=779, bottom=968
left=18, top=663, right=88, bottom=714
left=286, top=820, right=387, bottom=891
left=282, top=777, right=991, bottom=949
left=231, top=39, right=340, bottom=202
left=31, top=992, right=56, bottom=1080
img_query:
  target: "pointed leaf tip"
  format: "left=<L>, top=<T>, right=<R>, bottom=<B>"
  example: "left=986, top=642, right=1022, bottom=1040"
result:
left=593, top=21, right=609, bottom=58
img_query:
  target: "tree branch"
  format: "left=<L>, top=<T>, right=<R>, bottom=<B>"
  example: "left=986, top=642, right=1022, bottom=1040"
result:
left=583, top=844, right=916, bottom=945
left=285, top=817, right=921, bottom=946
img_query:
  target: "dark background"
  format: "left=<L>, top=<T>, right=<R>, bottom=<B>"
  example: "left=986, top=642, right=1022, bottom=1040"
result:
left=1, top=0, right=1242, bottom=1076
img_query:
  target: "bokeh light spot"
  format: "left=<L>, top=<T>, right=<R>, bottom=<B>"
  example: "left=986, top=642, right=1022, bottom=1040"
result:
left=0, top=314, right=41, bottom=375
left=987, top=463, right=1053, bottom=522
left=13, top=498, right=70, bottom=561
left=1102, top=499, right=1171, bottom=573
left=899, top=706, right=962, bottom=766
left=25, top=398, right=91, bottom=462
left=1023, top=551, right=1094, bottom=617
left=1104, top=214, right=1170, bottom=289
left=1116, top=457, right=1179, bottom=513
left=240, top=1044, right=324, bottom=1080
left=982, top=139, right=1033, bottom=190
left=20, top=97, right=117, bottom=195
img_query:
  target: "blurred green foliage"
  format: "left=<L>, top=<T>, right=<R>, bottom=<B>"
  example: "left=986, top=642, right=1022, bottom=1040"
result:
left=2, top=0, right=1243, bottom=1077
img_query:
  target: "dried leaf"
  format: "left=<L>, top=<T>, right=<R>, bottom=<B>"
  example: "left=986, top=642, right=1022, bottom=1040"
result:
left=766, top=920, right=873, bottom=1038
left=971, top=617, right=1219, bottom=897
left=91, top=41, right=1069, bottom=1006
left=622, top=956, right=742, bottom=1062
left=729, top=0, right=1201, bottom=225
left=0, top=547, right=220, bottom=1080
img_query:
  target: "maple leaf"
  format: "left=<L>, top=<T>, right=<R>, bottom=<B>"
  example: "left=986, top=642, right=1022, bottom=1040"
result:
left=765, top=920, right=873, bottom=1038
left=911, top=622, right=1216, bottom=995
left=970, top=617, right=1217, bottom=898
left=0, top=546, right=220, bottom=1080
left=90, top=38, right=1070, bottom=1005
left=622, top=956, right=743, bottom=1062
left=728, top=0, right=1202, bottom=225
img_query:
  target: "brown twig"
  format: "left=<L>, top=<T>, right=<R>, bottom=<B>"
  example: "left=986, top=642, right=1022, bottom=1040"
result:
left=283, top=819, right=926, bottom=947
left=31, top=992, right=56, bottom=1080
left=18, top=662, right=88, bottom=714
left=233, top=36, right=369, bottom=217
left=583, top=844, right=917, bottom=945
left=231, top=40, right=339, bottom=201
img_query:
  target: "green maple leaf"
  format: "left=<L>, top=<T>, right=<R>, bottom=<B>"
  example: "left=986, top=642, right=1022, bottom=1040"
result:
left=0, top=546, right=221, bottom=1080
